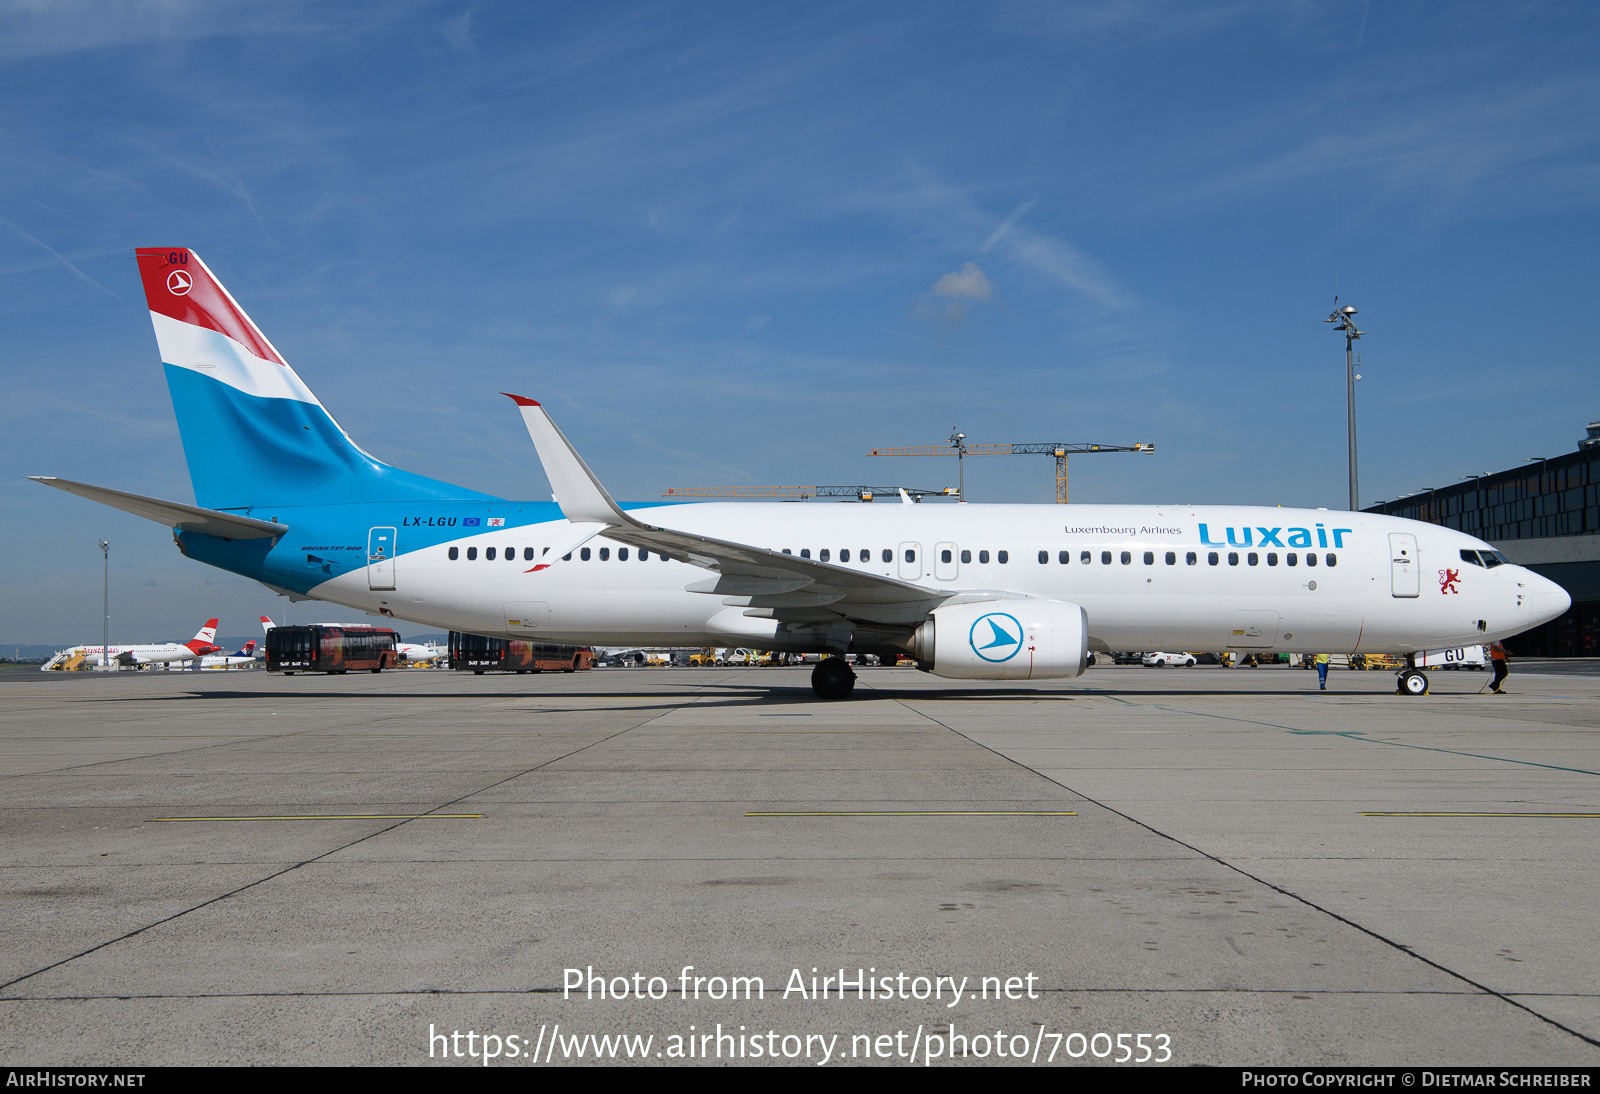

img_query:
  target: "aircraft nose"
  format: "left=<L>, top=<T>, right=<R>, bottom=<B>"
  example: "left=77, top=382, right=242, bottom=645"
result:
left=1527, top=570, right=1571, bottom=625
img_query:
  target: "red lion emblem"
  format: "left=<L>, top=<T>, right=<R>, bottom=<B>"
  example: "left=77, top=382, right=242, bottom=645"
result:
left=1439, top=568, right=1461, bottom=594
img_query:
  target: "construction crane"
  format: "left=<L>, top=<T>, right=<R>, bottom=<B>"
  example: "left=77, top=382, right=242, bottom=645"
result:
left=661, top=485, right=959, bottom=503
left=867, top=429, right=1154, bottom=503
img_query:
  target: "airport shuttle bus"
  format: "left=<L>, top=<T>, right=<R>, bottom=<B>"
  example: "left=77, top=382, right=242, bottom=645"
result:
left=31, top=248, right=1576, bottom=700
left=448, top=632, right=593, bottom=674
left=266, top=625, right=398, bottom=675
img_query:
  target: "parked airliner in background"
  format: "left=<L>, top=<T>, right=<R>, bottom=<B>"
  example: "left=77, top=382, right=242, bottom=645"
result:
left=31, top=249, right=1570, bottom=698
left=40, top=618, right=221, bottom=671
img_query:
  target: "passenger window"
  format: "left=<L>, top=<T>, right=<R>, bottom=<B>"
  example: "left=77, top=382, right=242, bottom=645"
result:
left=819, top=549, right=830, bottom=562
left=1326, top=553, right=1337, bottom=567
left=1120, top=551, right=1131, bottom=565
left=1186, top=551, right=1197, bottom=565
left=979, top=550, right=990, bottom=564
left=448, top=546, right=459, bottom=560
left=942, top=550, right=953, bottom=563
left=524, top=547, right=535, bottom=561
left=842, top=549, right=852, bottom=562
left=1165, top=551, right=1175, bottom=565
left=997, top=550, right=1008, bottom=563
left=1267, top=553, right=1278, bottom=566
left=580, top=547, right=591, bottom=561
left=486, top=547, right=496, bottom=561
left=800, top=549, right=810, bottom=559
left=467, top=547, right=478, bottom=560
left=600, top=547, right=610, bottom=561
left=961, top=550, right=972, bottom=564
left=882, top=549, right=892, bottom=563
left=1082, top=551, right=1091, bottom=564
left=1207, top=552, right=1218, bottom=566
left=905, top=549, right=916, bottom=563
left=1038, top=551, right=1048, bottom=564
left=1247, top=552, right=1258, bottom=566
left=1059, top=551, right=1070, bottom=564
left=562, top=552, right=571, bottom=561
left=640, top=550, right=649, bottom=561
left=782, top=548, right=791, bottom=555
left=1306, top=552, right=1317, bottom=567
left=1144, top=551, right=1155, bottom=565
left=1228, top=552, right=1239, bottom=566
left=507, top=548, right=516, bottom=562
left=1287, top=553, right=1297, bottom=566
left=618, top=548, right=629, bottom=561
left=1101, top=551, right=1112, bottom=565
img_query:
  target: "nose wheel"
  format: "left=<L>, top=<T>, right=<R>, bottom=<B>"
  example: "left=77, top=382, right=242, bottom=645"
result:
left=811, top=657, right=856, bottom=700
left=1397, top=669, right=1429, bottom=696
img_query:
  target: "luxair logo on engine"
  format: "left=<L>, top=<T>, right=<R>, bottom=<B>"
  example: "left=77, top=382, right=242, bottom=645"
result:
left=969, top=612, right=1024, bottom=663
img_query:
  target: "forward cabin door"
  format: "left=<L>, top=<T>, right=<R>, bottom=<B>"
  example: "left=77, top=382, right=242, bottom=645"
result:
left=367, top=527, right=397, bottom=590
left=1389, top=533, right=1420, bottom=598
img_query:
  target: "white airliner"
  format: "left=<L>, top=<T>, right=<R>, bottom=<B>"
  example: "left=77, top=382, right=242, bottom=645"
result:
left=41, top=618, right=222, bottom=671
left=31, top=248, right=1571, bottom=698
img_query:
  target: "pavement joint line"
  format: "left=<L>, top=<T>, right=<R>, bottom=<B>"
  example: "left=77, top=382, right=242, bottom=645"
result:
left=1358, top=812, right=1600, bottom=818
left=1064, top=689, right=1600, bottom=778
left=743, top=810, right=1078, bottom=816
left=890, top=696, right=1600, bottom=1051
left=0, top=685, right=713, bottom=994
left=149, top=814, right=486, bottom=822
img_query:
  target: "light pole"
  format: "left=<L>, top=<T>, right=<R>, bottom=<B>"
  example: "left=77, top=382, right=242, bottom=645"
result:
left=98, top=540, right=109, bottom=670
left=1325, top=301, right=1364, bottom=511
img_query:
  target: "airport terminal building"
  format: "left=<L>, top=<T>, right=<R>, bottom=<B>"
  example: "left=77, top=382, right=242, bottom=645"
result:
left=1363, top=421, right=1600, bottom=656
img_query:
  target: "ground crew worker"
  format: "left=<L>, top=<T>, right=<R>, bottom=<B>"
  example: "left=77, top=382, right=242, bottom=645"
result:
left=1489, top=641, right=1509, bottom=694
left=1315, top=652, right=1330, bottom=690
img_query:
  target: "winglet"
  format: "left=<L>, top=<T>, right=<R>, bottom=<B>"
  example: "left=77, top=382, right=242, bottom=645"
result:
left=503, top=394, right=633, bottom=527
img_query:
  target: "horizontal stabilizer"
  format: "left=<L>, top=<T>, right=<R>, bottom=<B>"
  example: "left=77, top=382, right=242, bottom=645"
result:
left=28, top=477, right=288, bottom=540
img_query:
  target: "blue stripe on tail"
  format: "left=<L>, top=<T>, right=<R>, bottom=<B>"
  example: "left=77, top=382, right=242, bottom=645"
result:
left=165, top=364, right=497, bottom=510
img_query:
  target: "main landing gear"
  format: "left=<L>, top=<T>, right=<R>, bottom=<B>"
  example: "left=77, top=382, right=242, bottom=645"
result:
left=811, top=657, right=856, bottom=701
left=1397, top=669, right=1429, bottom=696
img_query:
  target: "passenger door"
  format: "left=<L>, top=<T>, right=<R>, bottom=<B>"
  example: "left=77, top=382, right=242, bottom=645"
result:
left=1389, top=533, right=1420, bottom=598
left=898, top=542, right=923, bottom=581
left=934, top=542, right=959, bottom=582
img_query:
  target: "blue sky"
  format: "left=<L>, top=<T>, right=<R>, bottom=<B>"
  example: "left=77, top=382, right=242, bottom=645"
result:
left=3, top=1, right=1597, bottom=644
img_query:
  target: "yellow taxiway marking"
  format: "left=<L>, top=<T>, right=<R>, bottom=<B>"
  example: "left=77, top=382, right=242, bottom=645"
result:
left=1359, top=812, right=1600, bottom=818
left=151, top=814, right=483, bottom=822
left=745, top=810, right=1076, bottom=817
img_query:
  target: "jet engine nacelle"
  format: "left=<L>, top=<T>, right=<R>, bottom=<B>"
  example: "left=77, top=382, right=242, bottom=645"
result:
left=911, top=599, right=1089, bottom=680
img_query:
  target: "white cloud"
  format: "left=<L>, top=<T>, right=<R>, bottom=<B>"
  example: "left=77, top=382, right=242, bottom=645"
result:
left=931, top=262, right=992, bottom=300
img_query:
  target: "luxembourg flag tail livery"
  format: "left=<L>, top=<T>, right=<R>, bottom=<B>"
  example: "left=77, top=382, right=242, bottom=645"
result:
left=134, top=248, right=492, bottom=512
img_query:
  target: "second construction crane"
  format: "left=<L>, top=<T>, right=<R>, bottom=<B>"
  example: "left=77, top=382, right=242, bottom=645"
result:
left=868, top=429, right=1154, bottom=503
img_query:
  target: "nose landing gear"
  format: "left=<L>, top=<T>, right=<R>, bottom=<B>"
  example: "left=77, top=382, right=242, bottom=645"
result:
left=1397, top=669, right=1429, bottom=696
left=811, top=657, right=856, bottom=700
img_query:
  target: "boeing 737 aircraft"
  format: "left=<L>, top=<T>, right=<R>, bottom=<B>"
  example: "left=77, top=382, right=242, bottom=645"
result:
left=31, top=249, right=1570, bottom=698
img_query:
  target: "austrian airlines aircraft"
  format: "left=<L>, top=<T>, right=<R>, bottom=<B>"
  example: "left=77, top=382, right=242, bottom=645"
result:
left=32, top=249, right=1570, bottom=698
left=40, top=618, right=221, bottom=670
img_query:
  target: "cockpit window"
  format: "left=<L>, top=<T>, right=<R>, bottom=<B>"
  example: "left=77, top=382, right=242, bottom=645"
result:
left=1482, top=550, right=1507, bottom=568
left=1460, top=549, right=1484, bottom=567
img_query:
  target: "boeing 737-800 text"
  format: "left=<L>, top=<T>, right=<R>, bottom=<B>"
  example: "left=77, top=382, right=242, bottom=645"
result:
left=31, top=249, right=1570, bottom=698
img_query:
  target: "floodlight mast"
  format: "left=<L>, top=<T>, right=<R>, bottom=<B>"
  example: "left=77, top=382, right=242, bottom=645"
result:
left=1325, top=300, right=1364, bottom=511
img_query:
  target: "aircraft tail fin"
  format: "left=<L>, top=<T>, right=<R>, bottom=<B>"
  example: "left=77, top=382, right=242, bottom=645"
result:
left=259, top=615, right=276, bottom=635
left=185, top=618, right=221, bottom=655
left=135, top=248, right=496, bottom=511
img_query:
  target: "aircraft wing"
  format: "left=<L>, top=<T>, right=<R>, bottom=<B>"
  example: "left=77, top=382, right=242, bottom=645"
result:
left=504, top=395, right=942, bottom=620
left=29, top=477, right=288, bottom=541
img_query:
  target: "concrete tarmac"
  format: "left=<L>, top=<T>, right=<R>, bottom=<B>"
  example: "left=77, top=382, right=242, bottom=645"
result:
left=2, top=661, right=1598, bottom=1066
